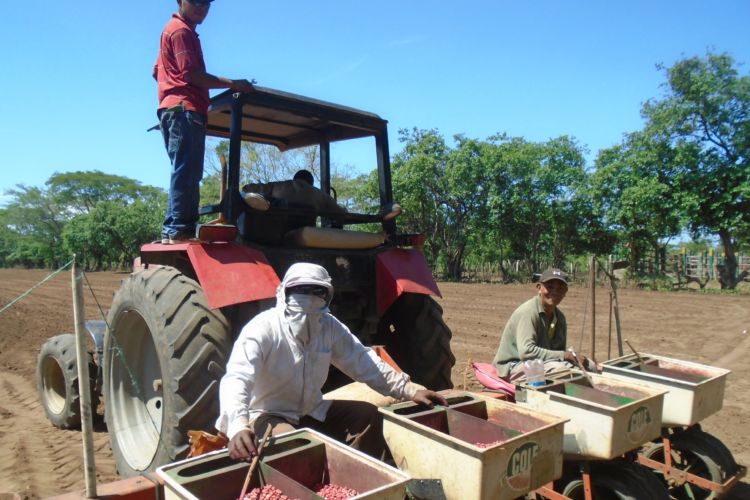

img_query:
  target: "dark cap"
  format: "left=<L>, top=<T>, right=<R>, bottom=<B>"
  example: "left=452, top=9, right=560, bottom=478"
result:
left=539, top=268, right=568, bottom=285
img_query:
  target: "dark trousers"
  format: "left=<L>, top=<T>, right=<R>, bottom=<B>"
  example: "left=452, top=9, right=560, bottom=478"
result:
left=250, top=400, right=386, bottom=459
left=159, top=109, right=206, bottom=238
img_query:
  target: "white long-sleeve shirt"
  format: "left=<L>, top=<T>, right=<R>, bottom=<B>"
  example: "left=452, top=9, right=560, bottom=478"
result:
left=215, top=307, right=418, bottom=439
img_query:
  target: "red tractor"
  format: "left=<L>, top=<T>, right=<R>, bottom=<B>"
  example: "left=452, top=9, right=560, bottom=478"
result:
left=37, top=87, right=455, bottom=477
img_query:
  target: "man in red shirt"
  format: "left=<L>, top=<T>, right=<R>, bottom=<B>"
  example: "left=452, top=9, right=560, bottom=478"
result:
left=154, top=0, right=254, bottom=243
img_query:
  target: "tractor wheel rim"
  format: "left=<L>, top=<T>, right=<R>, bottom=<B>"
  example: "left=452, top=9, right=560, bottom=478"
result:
left=109, top=310, right=163, bottom=471
left=41, top=356, right=66, bottom=415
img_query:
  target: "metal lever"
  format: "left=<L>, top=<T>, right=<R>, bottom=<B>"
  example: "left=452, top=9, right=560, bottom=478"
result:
left=625, top=339, right=646, bottom=369
left=568, top=347, right=595, bottom=387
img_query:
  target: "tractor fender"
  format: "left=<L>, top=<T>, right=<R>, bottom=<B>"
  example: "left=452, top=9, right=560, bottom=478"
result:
left=85, top=320, right=106, bottom=365
left=140, top=242, right=280, bottom=309
left=376, top=248, right=442, bottom=315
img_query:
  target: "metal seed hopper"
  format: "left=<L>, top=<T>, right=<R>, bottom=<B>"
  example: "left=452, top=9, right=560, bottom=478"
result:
left=601, top=352, right=729, bottom=426
left=157, top=428, right=410, bottom=500
left=380, top=391, right=568, bottom=500
left=515, top=370, right=666, bottom=460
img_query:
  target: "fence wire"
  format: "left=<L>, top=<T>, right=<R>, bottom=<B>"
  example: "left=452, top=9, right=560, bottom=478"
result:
left=0, top=261, right=161, bottom=448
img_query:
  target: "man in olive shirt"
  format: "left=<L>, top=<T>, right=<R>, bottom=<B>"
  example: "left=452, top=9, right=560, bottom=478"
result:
left=493, top=268, right=592, bottom=380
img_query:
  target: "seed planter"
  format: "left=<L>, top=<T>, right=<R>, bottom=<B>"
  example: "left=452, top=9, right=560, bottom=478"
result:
left=515, top=370, right=666, bottom=460
left=601, top=353, right=729, bottom=426
left=380, top=391, right=567, bottom=500
left=157, top=428, right=410, bottom=500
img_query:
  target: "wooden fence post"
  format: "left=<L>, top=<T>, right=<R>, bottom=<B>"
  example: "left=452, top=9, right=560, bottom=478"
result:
left=72, top=256, right=97, bottom=498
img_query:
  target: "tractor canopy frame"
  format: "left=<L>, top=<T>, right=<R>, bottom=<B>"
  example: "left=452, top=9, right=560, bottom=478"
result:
left=202, top=87, right=395, bottom=234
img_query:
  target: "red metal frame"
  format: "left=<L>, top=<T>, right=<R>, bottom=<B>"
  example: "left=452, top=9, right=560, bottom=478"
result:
left=375, top=248, right=441, bottom=315
left=637, top=436, right=748, bottom=495
left=530, top=462, right=593, bottom=500
left=371, top=345, right=402, bottom=373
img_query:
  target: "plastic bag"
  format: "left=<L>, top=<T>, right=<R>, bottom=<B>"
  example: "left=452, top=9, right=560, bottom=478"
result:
left=187, top=430, right=228, bottom=458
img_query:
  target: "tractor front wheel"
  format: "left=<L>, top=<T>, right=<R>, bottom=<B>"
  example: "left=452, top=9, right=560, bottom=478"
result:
left=36, top=334, right=99, bottom=429
left=104, top=267, right=231, bottom=476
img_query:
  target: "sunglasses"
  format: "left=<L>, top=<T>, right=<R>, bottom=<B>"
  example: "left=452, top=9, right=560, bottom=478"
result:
left=187, top=0, right=212, bottom=7
left=287, top=285, right=329, bottom=298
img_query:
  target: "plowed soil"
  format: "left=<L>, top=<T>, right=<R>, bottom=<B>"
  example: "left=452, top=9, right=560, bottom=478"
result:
left=1, top=269, right=748, bottom=498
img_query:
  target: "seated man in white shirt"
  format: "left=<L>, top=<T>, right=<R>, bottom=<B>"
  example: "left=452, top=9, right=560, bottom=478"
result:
left=216, top=262, right=447, bottom=460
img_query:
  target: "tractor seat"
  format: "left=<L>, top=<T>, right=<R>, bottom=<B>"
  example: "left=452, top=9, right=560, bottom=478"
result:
left=284, top=227, right=385, bottom=249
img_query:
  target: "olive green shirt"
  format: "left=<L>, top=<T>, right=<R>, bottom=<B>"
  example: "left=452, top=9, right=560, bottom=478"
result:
left=492, top=295, right=567, bottom=378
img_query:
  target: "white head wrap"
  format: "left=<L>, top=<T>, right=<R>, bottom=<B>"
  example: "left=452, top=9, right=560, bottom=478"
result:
left=275, top=263, right=334, bottom=345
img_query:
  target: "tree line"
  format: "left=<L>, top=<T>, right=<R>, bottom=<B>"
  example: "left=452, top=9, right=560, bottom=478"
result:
left=1, top=52, right=748, bottom=288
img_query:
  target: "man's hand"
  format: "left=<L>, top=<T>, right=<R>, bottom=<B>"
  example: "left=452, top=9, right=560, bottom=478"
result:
left=230, top=79, right=255, bottom=93
left=412, top=389, right=448, bottom=408
left=564, top=350, right=593, bottom=371
left=228, top=429, right=258, bottom=461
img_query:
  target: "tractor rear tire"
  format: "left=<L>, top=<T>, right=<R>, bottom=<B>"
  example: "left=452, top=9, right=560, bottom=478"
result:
left=104, top=267, right=231, bottom=477
left=36, top=334, right=99, bottom=429
left=378, top=293, right=455, bottom=390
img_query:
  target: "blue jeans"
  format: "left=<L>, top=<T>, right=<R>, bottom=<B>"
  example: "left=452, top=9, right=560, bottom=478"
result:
left=159, top=109, right=206, bottom=238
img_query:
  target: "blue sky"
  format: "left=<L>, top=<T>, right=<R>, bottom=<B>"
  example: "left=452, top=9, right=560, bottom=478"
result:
left=1, top=1, right=749, bottom=206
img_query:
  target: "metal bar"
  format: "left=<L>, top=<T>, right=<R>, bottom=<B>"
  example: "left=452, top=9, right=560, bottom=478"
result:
left=638, top=450, right=747, bottom=494
left=607, top=291, right=613, bottom=360
left=589, top=256, right=596, bottom=360
left=375, top=130, right=396, bottom=234
left=531, top=484, right=571, bottom=500
left=663, top=436, right=673, bottom=469
left=320, top=140, right=331, bottom=195
left=226, top=95, right=243, bottom=225
left=581, top=462, right=593, bottom=500
left=611, top=276, right=624, bottom=356
left=72, top=257, right=97, bottom=498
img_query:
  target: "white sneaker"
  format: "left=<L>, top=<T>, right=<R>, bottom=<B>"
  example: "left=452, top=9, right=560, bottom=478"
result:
left=161, top=232, right=198, bottom=244
left=382, top=202, right=402, bottom=221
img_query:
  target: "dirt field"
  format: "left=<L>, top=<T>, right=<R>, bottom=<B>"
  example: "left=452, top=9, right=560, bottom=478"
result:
left=0, top=268, right=748, bottom=498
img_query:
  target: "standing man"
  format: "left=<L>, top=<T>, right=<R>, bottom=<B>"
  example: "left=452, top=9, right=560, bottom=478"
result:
left=493, top=268, right=593, bottom=380
left=154, top=0, right=254, bottom=244
left=216, top=262, right=447, bottom=460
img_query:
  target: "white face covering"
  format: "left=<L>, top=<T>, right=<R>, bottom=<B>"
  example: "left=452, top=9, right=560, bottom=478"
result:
left=274, top=263, right=334, bottom=346
left=284, top=293, right=329, bottom=345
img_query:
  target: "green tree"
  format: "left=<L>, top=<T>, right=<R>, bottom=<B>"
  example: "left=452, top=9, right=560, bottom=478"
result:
left=47, top=170, right=162, bottom=214
left=592, top=131, right=683, bottom=272
left=3, top=171, right=165, bottom=269
left=2, top=185, right=67, bottom=267
left=486, top=135, right=593, bottom=274
left=438, top=135, right=496, bottom=278
left=63, top=198, right=165, bottom=270
left=390, top=128, right=454, bottom=275
left=642, top=52, right=750, bottom=288
left=390, top=130, right=595, bottom=280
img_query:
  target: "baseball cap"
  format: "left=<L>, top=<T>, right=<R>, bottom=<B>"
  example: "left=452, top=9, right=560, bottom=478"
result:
left=539, top=268, right=568, bottom=285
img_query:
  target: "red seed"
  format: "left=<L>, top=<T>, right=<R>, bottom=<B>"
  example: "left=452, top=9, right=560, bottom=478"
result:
left=314, top=483, right=359, bottom=499
left=241, top=484, right=293, bottom=500
left=474, top=440, right=504, bottom=448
